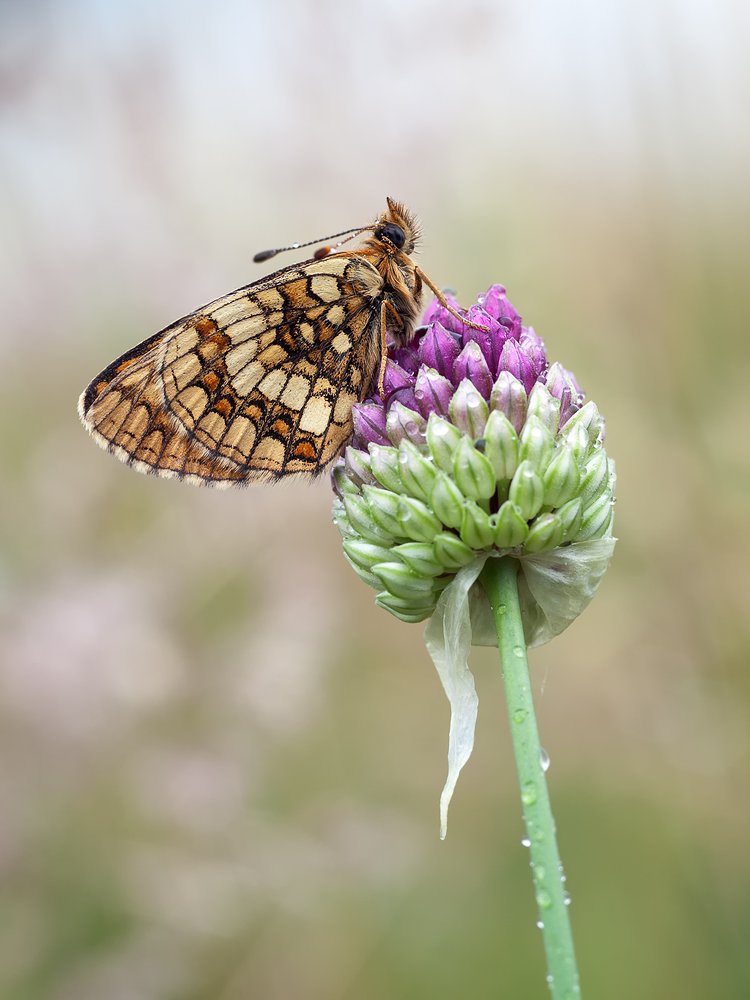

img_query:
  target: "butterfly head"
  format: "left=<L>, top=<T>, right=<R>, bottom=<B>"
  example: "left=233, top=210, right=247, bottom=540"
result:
left=370, top=198, right=421, bottom=256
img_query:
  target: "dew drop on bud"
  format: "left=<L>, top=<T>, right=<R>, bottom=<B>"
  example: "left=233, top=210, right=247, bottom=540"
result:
left=540, top=747, right=551, bottom=772
left=521, top=838, right=531, bottom=847
left=536, top=920, right=544, bottom=929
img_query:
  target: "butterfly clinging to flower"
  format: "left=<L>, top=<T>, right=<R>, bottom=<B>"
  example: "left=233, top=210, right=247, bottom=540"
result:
left=79, top=199, right=482, bottom=486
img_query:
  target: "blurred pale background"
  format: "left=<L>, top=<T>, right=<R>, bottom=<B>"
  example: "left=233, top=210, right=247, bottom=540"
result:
left=1, top=1, right=749, bottom=998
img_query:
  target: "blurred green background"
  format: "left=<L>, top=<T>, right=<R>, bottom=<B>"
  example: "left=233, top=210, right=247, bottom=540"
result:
left=1, top=1, right=749, bottom=997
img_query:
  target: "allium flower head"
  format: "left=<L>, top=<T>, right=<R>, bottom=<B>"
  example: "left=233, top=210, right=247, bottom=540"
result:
left=332, top=284, right=616, bottom=836
left=332, top=284, right=615, bottom=627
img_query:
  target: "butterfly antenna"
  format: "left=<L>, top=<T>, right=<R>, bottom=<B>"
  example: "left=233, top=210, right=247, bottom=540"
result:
left=253, top=225, right=373, bottom=263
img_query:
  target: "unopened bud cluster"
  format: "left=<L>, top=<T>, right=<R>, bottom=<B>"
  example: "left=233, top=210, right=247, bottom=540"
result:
left=332, top=285, right=615, bottom=623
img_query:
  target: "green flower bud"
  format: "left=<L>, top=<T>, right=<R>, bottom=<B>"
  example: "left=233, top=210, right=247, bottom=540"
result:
left=429, top=471, right=465, bottom=529
left=344, top=446, right=375, bottom=487
left=368, top=444, right=405, bottom=493
left=386, top=401, right=427, bottom=447
left=490, top=371, right=528, bottom=433
left=332, top=498, right=358, bottom=540
left=397, top=495, right=443, bottom=542
left=449, top=379, right=490, bottom=438
left=557, top=419, right=590, bottom=464
left=460, top=499, right=495, bottom=549
left=371, top=561, right=437, bottom=600
left=575, top=490, right=614, bottom=541
left=542, top=445, right=581, bottom=508
left=491, top=500, right=529, bottom=548
left=579, top=449, right=609, bottom=506
left=556, top=497, right=583, bottom=542
left=392, top=541, right=445, bottom=577
left=524, top=513, right=564, bottom=553
left=362, top=484, right=403, bottom=535
left=375, top=591, right=436, bottom=624
left=342, top=539, right=397, bottom=571
left=342, top=493, right=396, bottom=545
left=432, top=531, right=476, bottom=569
left=452, top=436, right=497, bottom=501
left=332, top=462, right=360, bottom=496
left=508, top=460, right=545, bottom=520
left=561, top=400, right=604, bottom=450
left=526, top=383, right=561, bottom=434
left=519, top=415, right=555, bottom=473
left=484, top=410, right=519, bottom=480
left=343, top=559, right=384, bottom=590
left=398, top=440, right=438, bottom=503
left=427, top=414, right=463, bottom=474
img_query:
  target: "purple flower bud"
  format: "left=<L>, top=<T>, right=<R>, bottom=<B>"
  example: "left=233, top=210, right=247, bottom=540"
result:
left=414, top=367, right=454, bottom=419
left=545, top=362, right=583, bottom=429
left=422, top=293, right=466, bottom=335
left=417, top=322, right=461, bottom=378
left=497, top=338, right=537, bottom=394
left=453, top=341, right=493, bottom=398
left=477, top=285, right=522, bottom=335
left=389, top=343, right=420, bottom=375
left=546, top=361, right=582, bottom=401
left=519, top=326, right=548, bottom=377
left=352, top=402, right=389, bottom=449
left=382, top=360, right=418, bottom=411
left=462, top=307, right=505, bottom=371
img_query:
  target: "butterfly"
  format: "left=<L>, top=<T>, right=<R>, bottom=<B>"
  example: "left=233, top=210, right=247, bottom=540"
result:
left=79, top=198, right=480, bottom=487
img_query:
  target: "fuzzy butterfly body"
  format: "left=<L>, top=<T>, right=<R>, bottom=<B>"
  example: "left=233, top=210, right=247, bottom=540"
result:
left=79, top=199, right=455, bottom=487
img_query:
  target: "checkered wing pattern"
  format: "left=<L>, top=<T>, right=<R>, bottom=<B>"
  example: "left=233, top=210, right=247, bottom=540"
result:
left=79, top=256, right=384, bottom=486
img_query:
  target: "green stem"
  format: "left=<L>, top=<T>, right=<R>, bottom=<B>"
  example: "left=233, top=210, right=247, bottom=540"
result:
left=479, top=556, right=581, bottom=1000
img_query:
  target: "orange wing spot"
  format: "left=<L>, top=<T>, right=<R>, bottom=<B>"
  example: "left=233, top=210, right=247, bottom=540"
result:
left=294, top=441, right=316, bottom=460
left=195, top=317, right=217, bottom=335
left=244, top=404, right=264, bottom=423
left=198, top=331, right=231, bottom=362
left=272, top=419, right=291, bottom=436
left=215, top=398, right=233, bottom=418
left=203, top=371, right=220, bottom=393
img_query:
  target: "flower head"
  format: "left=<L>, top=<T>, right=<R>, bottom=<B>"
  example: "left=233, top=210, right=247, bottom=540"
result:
left=332, top=285, right=615, bottom=624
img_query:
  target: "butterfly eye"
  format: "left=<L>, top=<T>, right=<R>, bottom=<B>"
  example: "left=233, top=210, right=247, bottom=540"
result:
left=379, top=223, right=406, bottom=248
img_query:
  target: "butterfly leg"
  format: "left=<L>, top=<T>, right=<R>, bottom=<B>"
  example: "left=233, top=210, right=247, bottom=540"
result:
left=377, top=300, right=406, bottom=398
left=415, top=267, right=489, bottom=334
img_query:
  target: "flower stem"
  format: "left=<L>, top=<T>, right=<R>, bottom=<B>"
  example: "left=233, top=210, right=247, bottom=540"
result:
left=479, top=556, right=581, bottom=999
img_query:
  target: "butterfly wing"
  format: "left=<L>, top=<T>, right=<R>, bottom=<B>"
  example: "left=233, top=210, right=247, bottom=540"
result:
left=79, top=255, right=384, bottom=486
